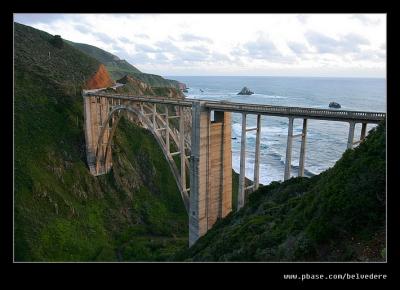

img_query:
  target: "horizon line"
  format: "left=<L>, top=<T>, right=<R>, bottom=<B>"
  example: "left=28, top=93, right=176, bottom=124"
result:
left=163, top=75, right=386, bottom=79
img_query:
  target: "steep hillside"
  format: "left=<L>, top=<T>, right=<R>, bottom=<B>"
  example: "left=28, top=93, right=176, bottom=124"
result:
left=130, top=73, right=182, bottom=89
left=67, top=41, right=142, bottom=77
left=178, top=122, right=386, bottom=261
left=14, top=22, right=188, bottom=261
left=69, top=41, right=182, bottom=89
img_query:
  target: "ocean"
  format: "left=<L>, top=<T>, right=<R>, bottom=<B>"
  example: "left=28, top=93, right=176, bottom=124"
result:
left=167, top=76, right=386, bottom=185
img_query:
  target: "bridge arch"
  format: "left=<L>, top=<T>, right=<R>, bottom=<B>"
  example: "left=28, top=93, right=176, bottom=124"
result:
left=93, top=104, right=190, bottom=211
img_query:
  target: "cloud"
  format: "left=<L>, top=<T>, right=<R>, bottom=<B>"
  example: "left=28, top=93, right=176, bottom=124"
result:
left=14, top=13, right=385, bottom=77
left=73, top=23, right=116, bottom=44
left=14, top=14, right=63, bottom=25
left=297, top=15, right=309, bottom=24
left=179, top=50, right=209, bottom=62
left=119, top=36, right=133, bottom=43
left=350, top=49, right=385, bottom=62
left=233, top=36, right=294, bottom=63
left=74, top=24, right=92, bottom=34
left=188, top=45, right=210, bottom=54
left=135, top=33, right=149, bottom=39
left=181, top=33, right=213, bottom=43
left=135, top=43, right=160, bottom=53
left=351, top=15, right=381, bottom=25
left=153, top=53, right=170, bottom=63
left=92, top=32, right=114, bottom=43
left=305, top=31, right=370, bottom=54
left=287, top=41, right=309, bottom=54
left=155, top=40, right=181, bottom=53
left=128, top=52, right=152, bottom=64
left=210, top=51, right=231, bottom=62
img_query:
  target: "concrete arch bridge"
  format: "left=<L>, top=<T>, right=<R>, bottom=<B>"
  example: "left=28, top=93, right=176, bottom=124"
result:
left=83, top=92, right=385, bottom=246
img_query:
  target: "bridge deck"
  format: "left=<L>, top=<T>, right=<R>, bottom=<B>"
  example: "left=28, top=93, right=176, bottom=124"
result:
left=85, top=92, right=193, bottom=107
left=203, top=100, right=385, bottom=123
left=84, top=92, right=385, bottom=123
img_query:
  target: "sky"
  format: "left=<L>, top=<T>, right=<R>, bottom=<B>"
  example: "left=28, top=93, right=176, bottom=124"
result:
left=14, top=13, right=386, bottom=78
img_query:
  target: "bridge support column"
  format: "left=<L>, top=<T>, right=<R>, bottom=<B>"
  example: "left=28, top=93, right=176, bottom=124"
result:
left=189, top=102, right=232, bottom=247
left=360, top=122, right=367, bottom=141
left=83, top=94, right=112, bottom=175
left=152, top=104, right=157, bottom=129
left=253, top=114, right=261, bottom=191
left=284, top=117, right=294, bottom=181
left=165, top=107, right=170, bottom=153
left=238, top=113, right=247, bottom=210
left=179, top=107, right=186, bottom=194
left=347, top=121, right=356, bottom=149
left=298, top=118, right=308, bottom=177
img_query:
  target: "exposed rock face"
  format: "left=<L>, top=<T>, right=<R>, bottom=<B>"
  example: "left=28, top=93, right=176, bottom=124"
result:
left=178, top=82, right=188, bottom=93
left=85, top=64, right=114, bottom=89
left=238, top=86, right=254, bottom=95
left=178, top=82, right=187, bottom=90
left=329, top=102, right=341, bottom=108
left=117, top=75, right=154, bottom=95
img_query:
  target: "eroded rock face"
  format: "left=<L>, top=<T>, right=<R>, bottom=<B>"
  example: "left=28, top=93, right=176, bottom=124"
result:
left=117, top=75, right=154, bottom=95
left=238, top=86, right=254, bottom=95
left=85, top=64, right=114, bottom=89
left=178, top=82, right=187, bottom=90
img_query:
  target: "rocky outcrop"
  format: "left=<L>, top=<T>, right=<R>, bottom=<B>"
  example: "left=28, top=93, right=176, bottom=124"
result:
left=237, top=87, right=254, bottom=95
left=329, top=102, right=341, bottom=108
left=116, top=75, right=154, bottom=95
left=85, top=64, right=114, bottom=89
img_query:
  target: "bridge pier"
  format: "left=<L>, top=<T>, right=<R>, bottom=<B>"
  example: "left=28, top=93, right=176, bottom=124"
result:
left=238, top=113, right=247, bottom=210
left=253, top=114, right=262, bottom=191
left=347, top=121, right=356, bottom=149
left=284, top=117, right=294, bottom=181
left=189, top=102, right=232, bottom=247
left=361, top=122, right=367, bottom=140
left=298, top=118, right=308, bottom=177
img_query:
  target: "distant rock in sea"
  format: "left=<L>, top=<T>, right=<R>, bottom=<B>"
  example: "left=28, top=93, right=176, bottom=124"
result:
left=238, top=86, right=254, bottom=95
left=329, top=102, right=341, bottom=108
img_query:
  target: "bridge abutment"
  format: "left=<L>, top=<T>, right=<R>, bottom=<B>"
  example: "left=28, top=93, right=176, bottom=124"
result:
left=83, top=95, right=112, bottom=175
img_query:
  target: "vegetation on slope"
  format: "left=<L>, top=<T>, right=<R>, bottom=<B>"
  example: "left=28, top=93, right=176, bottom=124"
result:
left=14, top=22, right=188, bottom=261
left=67, top=41, right=142, bottom=76
left=177, top=122, right=386, bottom=261
left=69, top=41, right=182, bottom=89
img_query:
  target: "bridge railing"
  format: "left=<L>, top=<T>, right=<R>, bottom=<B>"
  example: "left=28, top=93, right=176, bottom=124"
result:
left=204, top=101, right=386, bottom=122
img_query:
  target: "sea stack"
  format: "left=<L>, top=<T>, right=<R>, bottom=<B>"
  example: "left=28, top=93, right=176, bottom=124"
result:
left=179, top=82, right=188, bottom=93
left=329, top=102, right=341, bottom=108
left=237, top=86, right=254, bottom=95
